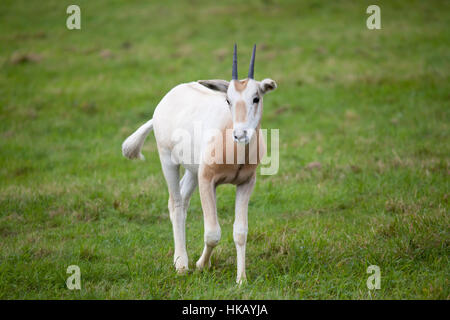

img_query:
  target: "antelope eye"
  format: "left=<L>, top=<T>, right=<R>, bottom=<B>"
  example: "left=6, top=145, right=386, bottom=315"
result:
left=253, top=97, right=260, bottom=104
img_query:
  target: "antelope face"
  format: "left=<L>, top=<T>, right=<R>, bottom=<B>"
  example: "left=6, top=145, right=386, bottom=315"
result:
left=228, top=44, right=276, bottom=144
left=197, top=44, right=277, bottom=144
left=227, top=78, right=276, bottom=144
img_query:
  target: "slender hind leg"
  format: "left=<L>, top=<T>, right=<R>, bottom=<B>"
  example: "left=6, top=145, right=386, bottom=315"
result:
left=180, top=170, right=198, bottom=213
left=159, top=152, right=188, bottom=274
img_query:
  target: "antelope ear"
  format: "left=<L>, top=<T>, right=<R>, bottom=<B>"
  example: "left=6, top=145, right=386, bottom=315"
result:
left=198, top=79, right=229, bottom=93
left=259, top=78, right=277, bottom=94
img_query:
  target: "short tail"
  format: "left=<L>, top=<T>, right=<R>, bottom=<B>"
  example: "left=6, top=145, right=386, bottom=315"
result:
left=122, top=119, right=154, bottom=160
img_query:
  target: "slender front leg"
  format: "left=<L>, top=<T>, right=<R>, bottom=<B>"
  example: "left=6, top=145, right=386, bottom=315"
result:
left=196, top=168, right=221, bottom=270
left=234, top=174, right=256, bottom=284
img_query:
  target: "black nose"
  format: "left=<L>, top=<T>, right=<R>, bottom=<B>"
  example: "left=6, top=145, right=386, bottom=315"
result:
left=233, top=129, right=248, bottom=141
left=234, top=131, right=247, bottom=140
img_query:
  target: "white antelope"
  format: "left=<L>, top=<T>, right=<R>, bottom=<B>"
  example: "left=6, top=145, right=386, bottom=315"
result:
left=122, top=45, right=277, bottom=284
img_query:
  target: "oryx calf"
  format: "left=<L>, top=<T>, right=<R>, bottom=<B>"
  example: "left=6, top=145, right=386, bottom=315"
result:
left=122, top=45, right=277, bottom=284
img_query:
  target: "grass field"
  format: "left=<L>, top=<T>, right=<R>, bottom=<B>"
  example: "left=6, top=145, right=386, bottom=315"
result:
left=0, top=0, right=449, bottom=299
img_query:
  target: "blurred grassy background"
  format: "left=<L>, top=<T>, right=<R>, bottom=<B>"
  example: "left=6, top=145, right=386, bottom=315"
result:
left=0, top=0, right=448, bottom=299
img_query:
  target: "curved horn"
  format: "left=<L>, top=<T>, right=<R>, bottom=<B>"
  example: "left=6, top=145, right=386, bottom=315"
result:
left=248, top=44, right=256, bottom=79
left=232, top=43, right=238, bottom=80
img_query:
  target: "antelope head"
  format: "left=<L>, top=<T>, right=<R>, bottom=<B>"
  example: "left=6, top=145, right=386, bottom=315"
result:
left=199, top=44, right=277, bottom=144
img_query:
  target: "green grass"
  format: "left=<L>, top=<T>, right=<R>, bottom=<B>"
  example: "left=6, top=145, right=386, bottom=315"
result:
left=0, top=0, right=449, bottom=299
